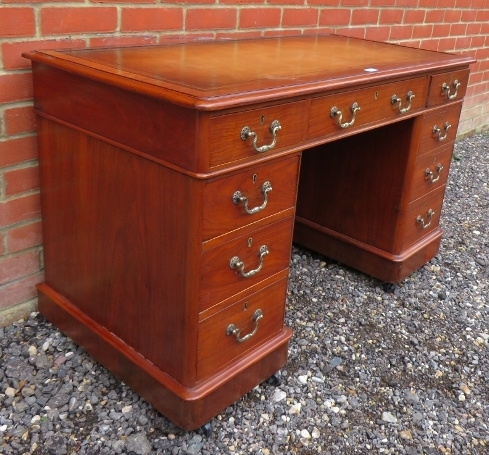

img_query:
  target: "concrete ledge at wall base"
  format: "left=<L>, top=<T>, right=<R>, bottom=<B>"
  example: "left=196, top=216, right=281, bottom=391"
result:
left=0, top=298, right=38, bottom=328
left=457, top=124, right=489, bottom=140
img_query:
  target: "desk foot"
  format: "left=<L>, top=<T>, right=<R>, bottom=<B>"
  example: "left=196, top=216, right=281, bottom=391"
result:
left=200, top=422, right=213, bottom=437
left=383, top=282, right=397, bottom=293
left=267, top=372, right=281, bottom=387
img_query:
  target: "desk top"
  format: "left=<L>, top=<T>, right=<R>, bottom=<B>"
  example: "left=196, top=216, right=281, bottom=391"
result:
left=24, top=34, right=474, bottom=110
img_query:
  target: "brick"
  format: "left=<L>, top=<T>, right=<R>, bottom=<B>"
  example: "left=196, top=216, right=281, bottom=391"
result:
left=7, top=220, right=43, bottom=253
left=468, top=71, right=483, bottom=85
left=418, top=0, right=437, bottom=5
left=455, top=36, right=471, bottom=49
left=4, top=105, right=36, bottom=135
left=341, top=0, right=368, bottom=5
left=268, top=0, right=304, bottom=4
left=121, top=8, right=183, bottom=32
left=460, top=9, right=477, bottom=22
left=41, top=7, right=117, bottom=35
left=437, top=0, right=456, bottom=5
left=4, top=166, right=40, bottom=197
left=0, top=7, right=35, bottom=37
left=90, top=35, right=158, bottom=48
left=335, top=26, right=366, bottom=39
left=425, top=9, right=445, bottom=23
left=0, top=251, right=40, bottom=286
left=319, top=9, right=351, bottom=26
left=282, top=8, right=319, bottom=26
left=240, top=8, right=281, bottom=28
left=220, top=0, right=264, bottom=4
left=396, top=0, right=418, bottom=5
left=2, top=39, right=87, bottom=70
left=444, top=9, right=461, bottom=22
left=0, top=73, right=33, bottom=104
left=0, top=272, right=43, bottom=310
left=437, top=37, right=456, bottom=51
left=390, top=25, right=413, bottom=41
left=371, top=0, right=396, bottom=5
left=420, top=39, right=439, bottom=51
left=308, top=0, right=339, bottom=4
left=404, top=9, right=425, bottom=24
left=0, top=193, right=41, bottom=228
left=186, top=8, right=237, bottom=30
left=476, top=10, right=489, bottom=21
left=379, top=9, right=403, bottom=24
left=0, top=232, right=3, bottom=256
left=93, top=0, right=156, bottom=3
left=0, top=136, right=38, bottom=168
left=432, top=24, right=451, bottom=38
left=466, top=23, right=482, bottom=36
left=3, top=0, right=83, bottom=3
left=304, top=27, right=336, bottom=35
left=412, top=24, right=432, bottom=39
left=455, top=0, right=471, bottom=5
left=471, top=36, right=486, bottom=49
left=450, top=23, right=467, bottom=36
left=351, top=9, right=379, bottom=25
left=365, top=26, right=390, bottom=42
left=471, top=0, right=486, bottom=6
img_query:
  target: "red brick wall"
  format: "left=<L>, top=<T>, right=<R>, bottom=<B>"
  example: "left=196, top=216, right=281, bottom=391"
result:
left=1, top=0, right=488, bottom=322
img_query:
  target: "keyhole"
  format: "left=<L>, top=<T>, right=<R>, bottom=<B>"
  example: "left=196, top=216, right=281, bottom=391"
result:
left=252, top=173, right=257, bottom=183
left=260, top=115, right=265, bottom=125
left=244, top=302, right=248, bottom=310
left=248, top=237, right=253, bottom=247
left=374, top=91, right=379, bottom=100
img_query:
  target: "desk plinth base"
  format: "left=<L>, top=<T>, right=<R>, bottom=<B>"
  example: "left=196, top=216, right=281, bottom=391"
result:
left=294, top=217, right=443, bottom=283
left=36, top=283, right=292, bottom=431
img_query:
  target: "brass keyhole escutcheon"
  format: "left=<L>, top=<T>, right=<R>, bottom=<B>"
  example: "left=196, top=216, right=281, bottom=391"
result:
left=244, top=302, right=248, bottom=310
left=252, top=173, right=258, bottom=183
left=248, top=237, right=253, bottom=247
left=260, top=115, right=265, bottom=125
left=374, top=91, right=379, bottom=100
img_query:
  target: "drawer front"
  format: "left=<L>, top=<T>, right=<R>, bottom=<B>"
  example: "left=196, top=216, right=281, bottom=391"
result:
left=403, top=185, right=446, bottom=248
left=417, top=104, right=462, bottom=156
left=202, top=154, right=300, bottom=241
left=427, top=69, right=470, bottom=107
left=199, top=217, right=293, bottom=311
left=209, top=101, right=308, bottom=168
left=308, top=76, right=428, bottom=139
left=197, top=277, right=287, bottom=381
left=410, top=143, right=454, bottom=202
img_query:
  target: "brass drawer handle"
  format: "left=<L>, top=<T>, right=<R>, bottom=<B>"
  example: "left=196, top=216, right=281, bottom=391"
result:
left=441, top=79, right=460, bottom=100
left=416, top=209, right=435, bottom=229
left=230, top=245, right=268, bottom=278
left=425, top=163, right=444, bottom=183
left=241, top=120, right=281, bottom=153
left=432, top=121, right=451, bottom=141
left=226, top=309, right=263, bottom=343
left=391, top=91, right=415, bottom=114
left=330, top=102, right=360, bottom=129
left=232, top=181, right=272, bottom=215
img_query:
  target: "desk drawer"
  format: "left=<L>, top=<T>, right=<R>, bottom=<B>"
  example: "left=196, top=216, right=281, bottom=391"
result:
left=202, top=154, right=300, bottom=241
left=199, top=217, right=293, bottom=311
left=417, top=104, right=462, bottom=156
left=308, top=76, right=428, bottom=139
left=197, top=277, right=287, bottom=381
left=410, top=144, right=453, bottom=202
left=209, top=101, right=307, bottom=168
left=427, top=69, right=470, bottom=107
left=403, top=185, right=446, bottom=248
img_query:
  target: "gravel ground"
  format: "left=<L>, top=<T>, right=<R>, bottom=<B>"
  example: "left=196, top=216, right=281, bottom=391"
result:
left=1, top=133, right=488, bottom=455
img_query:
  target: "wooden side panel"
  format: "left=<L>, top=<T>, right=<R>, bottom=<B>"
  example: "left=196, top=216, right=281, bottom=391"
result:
left=31, top=63, right=203, bottom=173
left=37, top=117, right=202, bottom=386
left=296, top=118, right=417, bottom=255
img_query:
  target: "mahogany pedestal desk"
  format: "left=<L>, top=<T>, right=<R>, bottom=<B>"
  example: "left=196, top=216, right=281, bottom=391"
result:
left=24, top=35, right=473, bottom=430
